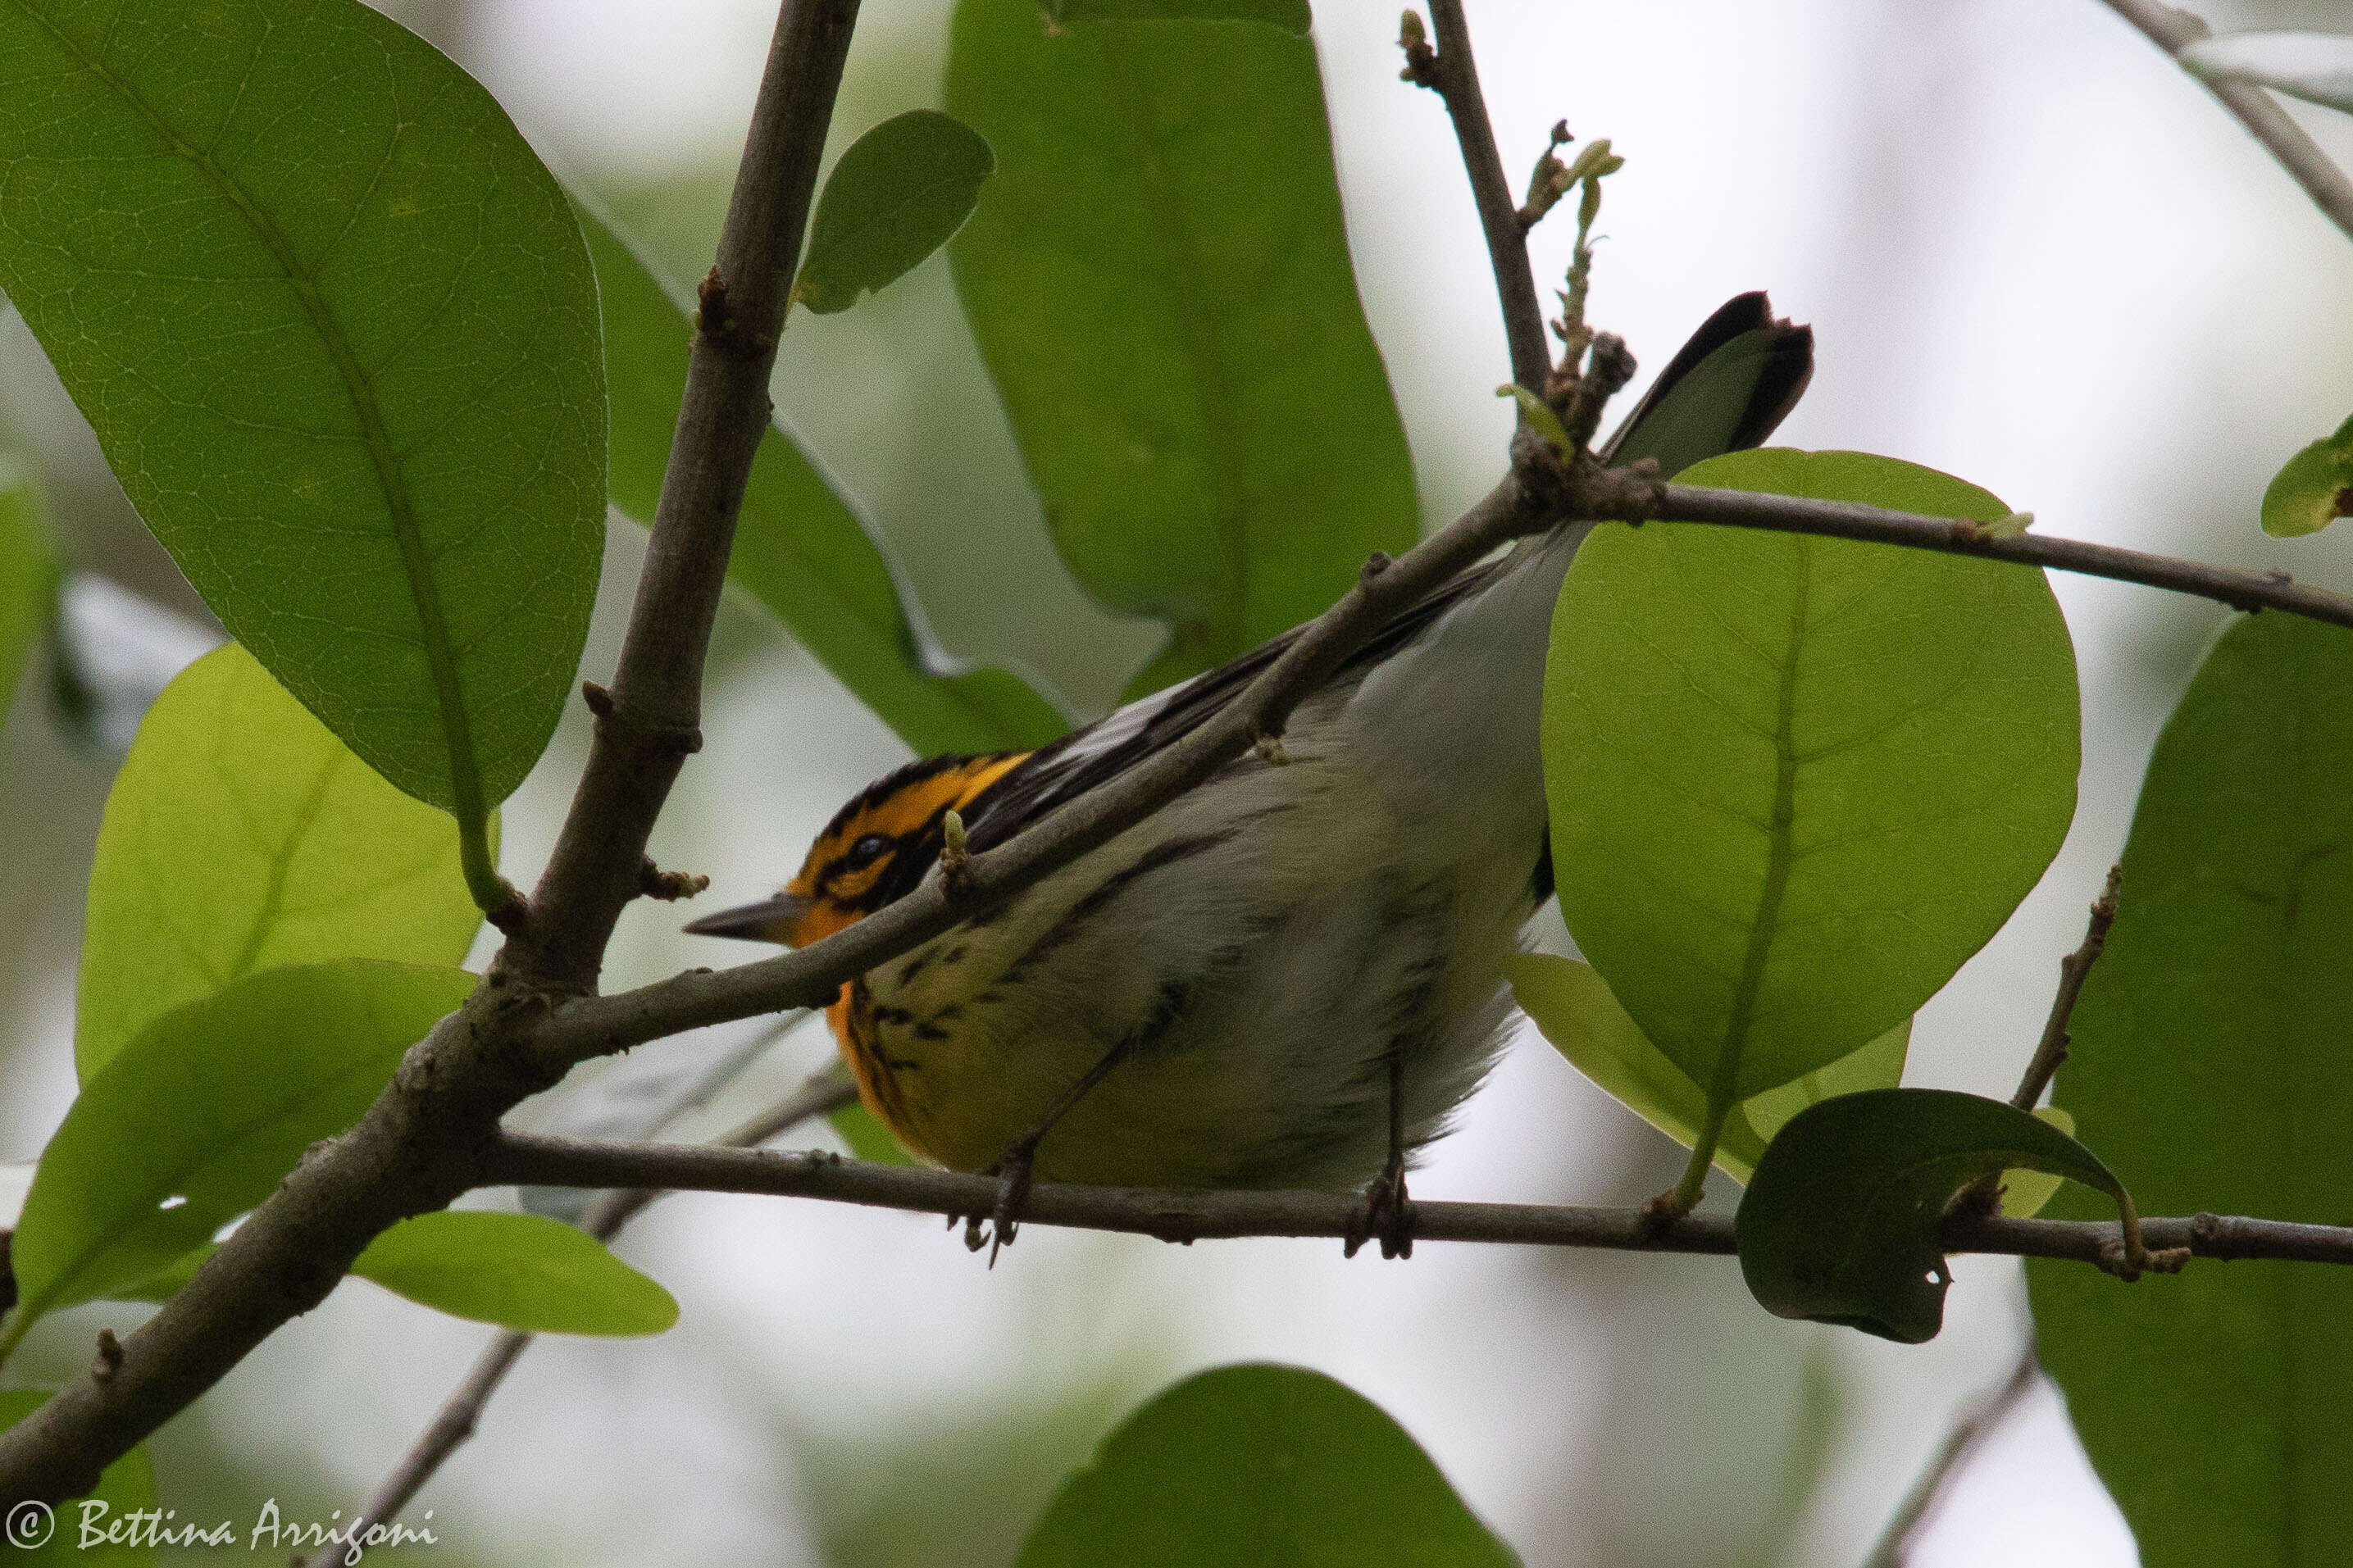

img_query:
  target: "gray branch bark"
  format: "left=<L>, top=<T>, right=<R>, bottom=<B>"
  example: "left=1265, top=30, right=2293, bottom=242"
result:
left=490, top=1134, right=2353, bottom=1270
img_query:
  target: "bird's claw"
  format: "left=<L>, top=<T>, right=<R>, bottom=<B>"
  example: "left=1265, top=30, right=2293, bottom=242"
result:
left=1345, top=1157, right=1414, bottom=1260
left=963, top=1144, right=1037, bottom=1264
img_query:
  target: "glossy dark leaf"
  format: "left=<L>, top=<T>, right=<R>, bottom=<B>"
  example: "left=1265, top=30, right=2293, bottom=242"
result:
left=580, top=199, right=1065, bottom=754
left=796, top=111, right=995, bottom=316
left=0, top=0, right=606, bottom=852
left=1738, top=1089, right=2124, bottom=1343
left=352, top=1211, right=678, bottom=1336
left=2029, top=612, right=2353, bottom=1565
left=1018, top=1364, right=1517, bottom=1566
left=947, top=0, right=1416, bottom=697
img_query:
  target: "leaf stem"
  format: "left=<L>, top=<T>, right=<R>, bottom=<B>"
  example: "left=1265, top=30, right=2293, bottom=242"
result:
left=1670, top=1099, right=1732, bottom=1212
left=456, top=811, right=519, bottom=925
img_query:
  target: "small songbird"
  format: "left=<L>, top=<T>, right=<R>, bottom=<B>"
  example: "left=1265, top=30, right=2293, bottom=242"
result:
left=689, top=294, right=1811, bottom=1249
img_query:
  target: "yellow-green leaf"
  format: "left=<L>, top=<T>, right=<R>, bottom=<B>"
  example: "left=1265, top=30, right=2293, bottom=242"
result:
left=353, top=1211, right=678, bottom=1336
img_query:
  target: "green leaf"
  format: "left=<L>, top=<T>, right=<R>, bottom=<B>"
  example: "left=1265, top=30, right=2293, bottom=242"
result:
left=1738, top=1088, right=2128, bottom=1343
left=1998, top=1106, right=2075, bottom=1220
left=1495, top=385, right=1573, bottom=460
left=0, top=1392, right=155, bottom=1564
left=2028, top=611, right=2353, bottom=1567
left=795, top=111, right=995, bottom=316
left=75, top=644, right=484, bottom=1079
left=351, top=1211, right=678, bottom=1336
left=1544, top=450, right=2078, bottom=1110
left=1508, top=953, right=1905, bottom=1185
left=831, top=1101, right=916, bottom=1166
left=0, top=0, right=605, bottom=858
left=947, top=0, right=1418, bottom=698
left=5, top=961, right=475, bottom=1344
left=2259, top=414, right=2353, bottom=537
left=1045, top=0, right=1313, bottom=31
left=0, top=459, right=60, bottom=732
left=579, top=198, right=1065, bottom=756
left=1018, top=1364, right=1517, bottom=1567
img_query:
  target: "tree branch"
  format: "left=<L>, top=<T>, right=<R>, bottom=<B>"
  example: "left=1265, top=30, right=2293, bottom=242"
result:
left=487, top=1134, right=2353, bottom=1269
left=2011, top=865, right=2123, bottom=1112
left=507, top=0, right=858, bottom=986
left=306, top=1075, right=857, bottom=1565
left=1650, top=482, right=2353, bottom=629
left=1409, top=1, right=1554, bottom=393
left=2099, top=0, right=2353, bottom=247
left=0, top=0, right=867, bottom=1507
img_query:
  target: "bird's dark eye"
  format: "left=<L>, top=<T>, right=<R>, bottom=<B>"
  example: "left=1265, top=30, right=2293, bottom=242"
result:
left=842, top=833, right=892, bottom=871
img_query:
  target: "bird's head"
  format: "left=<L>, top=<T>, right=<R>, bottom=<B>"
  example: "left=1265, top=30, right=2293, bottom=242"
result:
left=683, top=751, right=1029, bottom=948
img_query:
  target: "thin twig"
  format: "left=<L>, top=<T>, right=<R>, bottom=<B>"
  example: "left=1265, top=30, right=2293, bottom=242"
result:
left=1861, top=1346, right=2041, bottom=1568
left=0, top=0, right=867, bottom=1507
left=1413, top=1, right=1554, bottom=392
left=1959, top=865, right=2125, bottom=1216
left=1650, top=482, right=2353, bottom=630
left=307, top=1074, right=858, bottom=1564
left=2012, top=865, right=2123, bottom=1111
left=2099, top=0, right=2353, bottom=246
left=485, top=1134, right=2353, bottom=1269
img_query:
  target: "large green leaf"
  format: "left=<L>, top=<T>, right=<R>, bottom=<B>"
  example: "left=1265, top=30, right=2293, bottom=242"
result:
left=580, top=199, right=1064, bottom=756
left=1544, top=450, right=2078, bottom=1108
left=946, top=0, right=1417, bottom=697
left=795, top=111, right=995, bottom=316
left=352, top=1211, right=677, bottom=1336
left=2029, top=613, right=2353, bottom=1566
left=0, top=458, right=59, bottom=730
left=1736, top=1088, right=2128, bottom=1343
left=1018, top=1364, right=1517, bottom=1567
left=1046, top=0, right=1310, bottom=28
left=0, top=1392, right=154, bottom=1563
left=75, top=644, right=483, bottom=1079
left=3, top=961, right=475, bottom=1347
left=1506, top=953, right=1907, bottom=1185
left=0, top=0, right=605, bottom=860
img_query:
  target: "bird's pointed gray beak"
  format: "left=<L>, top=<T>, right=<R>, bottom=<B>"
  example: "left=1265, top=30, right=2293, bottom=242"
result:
left=683, top=893, right=810, bottom=943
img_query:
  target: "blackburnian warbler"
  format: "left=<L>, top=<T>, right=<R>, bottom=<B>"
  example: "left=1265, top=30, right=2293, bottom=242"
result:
left=689, top=294, right=1811, bottom=1248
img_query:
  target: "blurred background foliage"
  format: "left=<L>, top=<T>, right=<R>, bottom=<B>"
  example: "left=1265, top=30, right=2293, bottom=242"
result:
left=2, top=0, right=2351, bottom=1563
